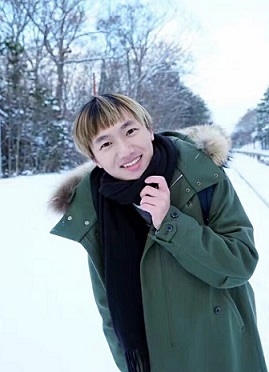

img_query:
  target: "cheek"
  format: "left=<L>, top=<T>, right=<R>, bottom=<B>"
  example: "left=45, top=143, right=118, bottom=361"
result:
left=93, top=152, right=114, bottom=170
left=92, top=155, right=103, bottom=169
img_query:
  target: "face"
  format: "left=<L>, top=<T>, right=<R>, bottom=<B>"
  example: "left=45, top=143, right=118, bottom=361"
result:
left=91, top=114, right=154, bottom=180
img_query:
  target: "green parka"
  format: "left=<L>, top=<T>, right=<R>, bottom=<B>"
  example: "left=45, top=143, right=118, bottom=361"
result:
left=50, top=126, right=267, bottom=372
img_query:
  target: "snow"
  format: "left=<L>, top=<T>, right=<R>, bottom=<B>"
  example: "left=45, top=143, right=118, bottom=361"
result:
left=0, top=154, right=268, bottom=371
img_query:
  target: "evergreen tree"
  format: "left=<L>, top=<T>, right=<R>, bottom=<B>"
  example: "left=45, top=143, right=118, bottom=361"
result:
left=256, top=86, right=269, bottom=149
left=231, top=109, right=257, bottom=148
left=257, top=86, right=269, bottom=130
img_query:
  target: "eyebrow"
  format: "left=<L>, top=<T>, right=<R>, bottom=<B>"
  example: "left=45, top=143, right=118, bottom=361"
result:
left=94, top=120, right=136, bottom=144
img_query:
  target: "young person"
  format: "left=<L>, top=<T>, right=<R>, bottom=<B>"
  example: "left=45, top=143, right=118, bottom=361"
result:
left=49, top=94, right=267, bottom=372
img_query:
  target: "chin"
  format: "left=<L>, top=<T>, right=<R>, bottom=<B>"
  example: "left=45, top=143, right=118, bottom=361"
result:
left=118, top=172, right=142, bottom=181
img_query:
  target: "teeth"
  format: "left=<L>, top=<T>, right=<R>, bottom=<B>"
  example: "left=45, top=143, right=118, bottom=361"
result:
left=122, top=156, right=141, bottom=168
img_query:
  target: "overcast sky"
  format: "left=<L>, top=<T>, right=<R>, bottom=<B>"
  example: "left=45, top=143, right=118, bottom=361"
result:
left=177, top=0, right=269, bottom=132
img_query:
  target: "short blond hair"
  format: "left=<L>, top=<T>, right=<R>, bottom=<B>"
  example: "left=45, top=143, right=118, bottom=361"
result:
left=73, top=93, right=153, bottom=158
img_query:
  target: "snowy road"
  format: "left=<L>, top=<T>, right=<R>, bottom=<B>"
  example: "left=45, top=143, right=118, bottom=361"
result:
left=0, top=154, right=268, bottom=371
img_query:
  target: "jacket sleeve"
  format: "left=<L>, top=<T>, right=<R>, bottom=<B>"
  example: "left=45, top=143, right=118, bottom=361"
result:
left=87, top=255, right=128, bottom=372
left=150, top=175, right=258, bottom=289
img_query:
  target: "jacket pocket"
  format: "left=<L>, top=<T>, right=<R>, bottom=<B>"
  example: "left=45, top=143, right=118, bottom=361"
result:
left=223, top=290, right=244, bottom=329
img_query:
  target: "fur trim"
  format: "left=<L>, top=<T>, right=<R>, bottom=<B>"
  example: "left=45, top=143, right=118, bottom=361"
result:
left=48, top=162, right=94, bottom=214
left=179, top=124, right=231, bottom=167
left=48, top=124, right=231, bottom=214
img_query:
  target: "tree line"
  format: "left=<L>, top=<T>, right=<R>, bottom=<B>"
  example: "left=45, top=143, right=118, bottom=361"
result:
left=232, top=86, right=269, bottom=150
left=0, top=0, right=210, bottom=177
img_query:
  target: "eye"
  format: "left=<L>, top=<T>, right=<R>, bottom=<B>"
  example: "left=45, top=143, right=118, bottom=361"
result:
left=100, top=142, right=111, bottom=150
left=126, top=128, right=138, bottom=136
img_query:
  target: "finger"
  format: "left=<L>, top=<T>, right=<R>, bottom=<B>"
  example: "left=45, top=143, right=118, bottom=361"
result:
left=144, top=176, right=168, bottom=190
left=140, top=185, right=159, bottom=198
left=140, top=195, right=159, bottom=207
left=141, top=195, right=168, bottom=212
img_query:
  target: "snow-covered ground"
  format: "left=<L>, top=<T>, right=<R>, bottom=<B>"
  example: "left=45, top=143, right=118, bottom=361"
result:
left=0, top=153, right=268, bottom=371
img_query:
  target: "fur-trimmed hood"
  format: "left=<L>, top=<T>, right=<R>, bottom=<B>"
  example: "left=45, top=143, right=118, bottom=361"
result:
left=48, top=124, right=231, bottom=215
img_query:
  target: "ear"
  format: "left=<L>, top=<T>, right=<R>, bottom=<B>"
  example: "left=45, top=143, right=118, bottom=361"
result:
left=150, top=130, right=154, bottom=141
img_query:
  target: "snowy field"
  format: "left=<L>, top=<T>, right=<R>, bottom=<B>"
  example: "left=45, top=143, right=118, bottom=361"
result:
left=0, top=153, right=268, bottom=371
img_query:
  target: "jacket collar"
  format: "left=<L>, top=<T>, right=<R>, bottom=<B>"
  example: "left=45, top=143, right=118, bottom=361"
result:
left=50, top=174, right=97, bottom=241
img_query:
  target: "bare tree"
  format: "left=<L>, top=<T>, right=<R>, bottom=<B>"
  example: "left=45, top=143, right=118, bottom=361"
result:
left=232, top=109, right=258, bottom=147
left=20, top=0, right=93, bottom=115
left=97, top=3, right=187, bottom=98
left=0, top=0, right=31, bottom=175
left=96, top=3, right=209, bottom=130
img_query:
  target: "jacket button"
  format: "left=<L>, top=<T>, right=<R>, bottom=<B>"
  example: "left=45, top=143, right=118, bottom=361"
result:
left=171, top=211, right=179, bottom=218
left=196, top=181, right=201, bottom=186
left=67, top=216, right=72, bottom=221
left=84, top=220, right=90, bottom=225
left=214, top=306, right=222, bottom=315
left=166, top=224, right=174, bottom=232
left=185, top=188, right=190, bottom=193
left=214, top=173, right=219, bottom=178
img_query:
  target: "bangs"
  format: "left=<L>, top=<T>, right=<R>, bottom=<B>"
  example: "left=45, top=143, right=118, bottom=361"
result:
left=88, top=96, right=130, bottom=138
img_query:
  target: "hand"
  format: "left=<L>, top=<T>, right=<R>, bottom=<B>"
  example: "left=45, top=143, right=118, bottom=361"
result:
left=140, top=176, right=170, bottom=229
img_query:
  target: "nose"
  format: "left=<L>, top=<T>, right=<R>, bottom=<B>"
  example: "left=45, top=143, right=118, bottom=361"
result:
left=117, top=139, right=133, bottom=157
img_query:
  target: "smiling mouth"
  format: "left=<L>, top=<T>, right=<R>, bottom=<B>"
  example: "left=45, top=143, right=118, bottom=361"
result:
left=121, top=156, right=142, bottom=168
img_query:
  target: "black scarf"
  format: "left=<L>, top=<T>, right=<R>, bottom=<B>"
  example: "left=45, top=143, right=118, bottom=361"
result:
left=90, top=134, right=177, bottom=372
